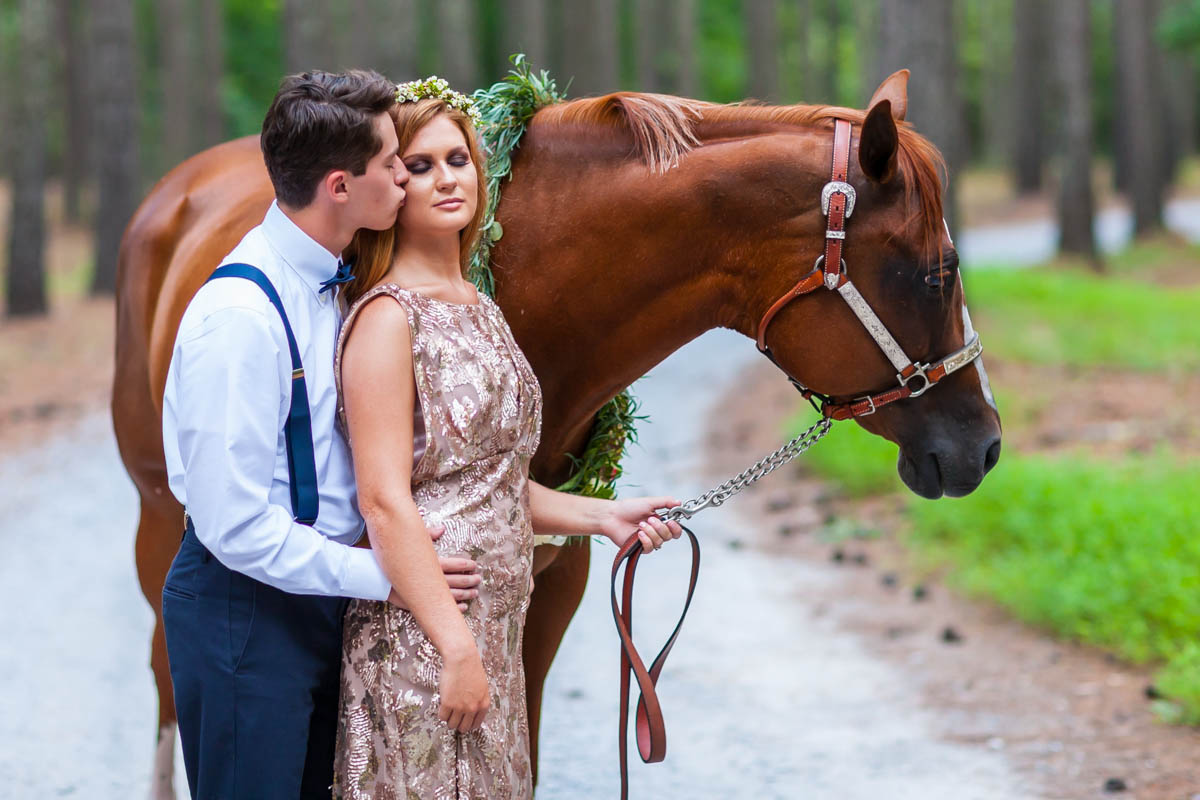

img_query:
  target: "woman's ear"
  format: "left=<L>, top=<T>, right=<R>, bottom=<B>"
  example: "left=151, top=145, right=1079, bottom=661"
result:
left=859, top=100, right=899, bottom=184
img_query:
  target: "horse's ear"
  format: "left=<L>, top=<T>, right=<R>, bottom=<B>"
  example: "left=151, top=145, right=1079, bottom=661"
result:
left=859, top=100, right=899, bottom=184
left=867, top=69, right=908, bottom=122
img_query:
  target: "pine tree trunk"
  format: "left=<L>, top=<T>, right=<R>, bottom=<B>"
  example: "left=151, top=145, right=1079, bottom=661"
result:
left=1011, top=0, right=1043, bottom=193
left=822, top=0, right=840, bottom=104
left=434, top=0, right=481, bottom=90
left=505, top=0, right=550, bottom=72
left=854, top=0, right=879, bottom=106
left=561, top=0, right=618, bottom=96
left=283, top=0, right=328, bottom=73
left=157, top=0, right=193, bottom=169
left=89, top=0, right=140, bottom=296
left=875, top=0, right=966, bottom=233
left=59, top=0, right=90, bottom=223
left=1114, top=0, right=1166, bottom=236
left=7, top=0, right=52, bottom=316
left=676, top=0, right=698, bottom=97
left=745, top=0, right=779, bottom=102
left=371, top=0, right=418, bottom=81
left=978, top=0, right=1012, bottom=166
left=1055, top=0, right=1097, bottom=262
left=636, top=0, right=661, bottom=92
left=196, top=0, right=225, bottom=147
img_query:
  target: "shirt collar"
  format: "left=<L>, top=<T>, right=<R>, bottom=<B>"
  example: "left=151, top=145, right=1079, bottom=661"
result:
left=262, top=200, right=342, bottom=297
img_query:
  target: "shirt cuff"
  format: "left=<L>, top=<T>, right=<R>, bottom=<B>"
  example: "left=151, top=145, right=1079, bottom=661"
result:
left=340, top=547, right=392, bottom=601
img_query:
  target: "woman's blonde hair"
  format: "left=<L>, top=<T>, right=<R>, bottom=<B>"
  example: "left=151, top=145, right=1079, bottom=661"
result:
left=342, top=98, right=489, bottom=306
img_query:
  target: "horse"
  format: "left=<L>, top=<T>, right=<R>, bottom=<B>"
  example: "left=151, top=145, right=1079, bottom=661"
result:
left=112, top=70, right=1001, bottom=797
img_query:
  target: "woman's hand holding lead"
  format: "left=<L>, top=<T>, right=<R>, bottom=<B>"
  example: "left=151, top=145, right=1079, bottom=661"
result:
left=600, top=496, right=685, bottom=552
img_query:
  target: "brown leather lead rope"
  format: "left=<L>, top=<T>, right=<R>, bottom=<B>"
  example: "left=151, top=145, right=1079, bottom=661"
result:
left=611, top=523, right=701, bottom=800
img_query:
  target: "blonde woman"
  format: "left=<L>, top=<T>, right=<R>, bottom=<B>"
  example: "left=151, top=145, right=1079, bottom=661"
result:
left=332, top=81, right=682, bottom=799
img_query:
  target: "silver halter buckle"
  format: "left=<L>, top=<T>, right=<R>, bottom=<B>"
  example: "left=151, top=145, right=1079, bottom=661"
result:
left=821, top=181, right=857, bottom=218
left=897, top=364, right=932, bottom=397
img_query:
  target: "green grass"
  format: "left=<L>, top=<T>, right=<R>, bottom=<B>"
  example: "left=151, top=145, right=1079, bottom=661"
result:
left=786, top=400, right=1200, bottom=723
left=963, top=265, right=1200, bottom=370
left=910, top=454, right=1200, bottom=722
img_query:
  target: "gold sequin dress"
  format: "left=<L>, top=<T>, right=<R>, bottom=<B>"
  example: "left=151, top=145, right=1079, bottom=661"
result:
left=332, top=284, right=542, bottom=800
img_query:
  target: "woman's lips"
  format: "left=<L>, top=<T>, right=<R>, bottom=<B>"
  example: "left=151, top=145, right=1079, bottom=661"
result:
left=435, top=198, right=464, bottom=208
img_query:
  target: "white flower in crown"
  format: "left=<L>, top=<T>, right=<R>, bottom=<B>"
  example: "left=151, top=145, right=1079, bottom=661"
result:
left=395, top=75, right=483, bottom=126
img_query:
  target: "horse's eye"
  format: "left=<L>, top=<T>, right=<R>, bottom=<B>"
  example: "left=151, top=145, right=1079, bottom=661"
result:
left=925, top=269, right=951, bottom=289
left=925, top=252, right=959, bottom=290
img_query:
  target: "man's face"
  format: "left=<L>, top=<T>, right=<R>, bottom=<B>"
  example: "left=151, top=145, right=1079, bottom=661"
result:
left=342, top=112, right=408, bottom=232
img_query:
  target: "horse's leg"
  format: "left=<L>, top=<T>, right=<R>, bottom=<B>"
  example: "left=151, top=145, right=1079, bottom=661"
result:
left=133, top=490, right=185, bottom=800
left=524, top=541, right=591, bottom=787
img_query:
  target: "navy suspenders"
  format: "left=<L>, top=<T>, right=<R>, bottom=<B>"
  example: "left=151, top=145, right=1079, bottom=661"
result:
left=205, top=264, right=320, bottom=525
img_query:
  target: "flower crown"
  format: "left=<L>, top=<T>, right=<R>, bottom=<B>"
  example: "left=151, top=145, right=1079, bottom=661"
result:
left=395, top=76, right=482, bottom=126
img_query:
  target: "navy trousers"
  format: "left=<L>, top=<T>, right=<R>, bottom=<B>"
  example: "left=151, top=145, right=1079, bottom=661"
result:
left=162, top=520, right=348, bottom=800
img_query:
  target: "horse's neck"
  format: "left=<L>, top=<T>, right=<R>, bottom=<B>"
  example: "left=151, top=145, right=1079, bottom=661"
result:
left=494, top=133, right=793, bottom=476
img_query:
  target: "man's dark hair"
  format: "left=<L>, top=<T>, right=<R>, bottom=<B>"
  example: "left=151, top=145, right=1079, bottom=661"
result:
left=260, top=70, right=396, bottom=208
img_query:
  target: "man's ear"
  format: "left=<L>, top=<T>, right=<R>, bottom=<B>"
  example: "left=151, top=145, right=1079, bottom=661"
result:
left=322, top=169, right=350, bottom=205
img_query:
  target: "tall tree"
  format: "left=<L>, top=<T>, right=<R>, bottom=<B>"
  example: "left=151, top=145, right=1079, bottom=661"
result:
left=156, top=0, right=194, bottom=168
left=1114, top=0, right=1167, bottom=235
left=90, top=0, right=140, bottom=295
left=875, top=0, right=967, bottom=233
left=821, top=0, right=841, bottom=104
left=504, top=0, right=550, bottom=72
left=58, top=0, right=90, bottom=223
left=1011, top=0, right=1044, bottom=193
left=561, top=0, right=618, bottom=95
left=6, top=0, right=52, bottom=316
left=976, top=0, right=1012, bottom=165
left=434, top=0, right=481, bottom=89
left=745, top=0, right=780, bottom=101
left=196, top=0, right=226, bottom=147
left=284, top=0, right=331, bottom=73
left=676, top=0, right=698, bottom=97
left=1055, top=0, right=1098, bottom=262
left=368, top=0, right=419, bottom=81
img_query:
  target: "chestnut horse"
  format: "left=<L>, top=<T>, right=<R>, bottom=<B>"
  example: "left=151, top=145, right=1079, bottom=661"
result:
left=113, top=71, right=1000, bottom=797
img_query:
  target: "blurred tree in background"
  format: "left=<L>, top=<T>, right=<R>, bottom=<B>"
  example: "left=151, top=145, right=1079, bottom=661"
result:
left=0, top=0, right=1198, bottom=313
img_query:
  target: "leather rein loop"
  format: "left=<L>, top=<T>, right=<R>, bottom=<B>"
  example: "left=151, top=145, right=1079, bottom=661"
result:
left=755, top=117, right=984, bottom=420
left=612, top=523, right=701, bottom=800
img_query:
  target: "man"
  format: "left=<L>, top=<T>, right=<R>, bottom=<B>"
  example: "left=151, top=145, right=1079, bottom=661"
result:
left=161, top=70, right=480, bottom=799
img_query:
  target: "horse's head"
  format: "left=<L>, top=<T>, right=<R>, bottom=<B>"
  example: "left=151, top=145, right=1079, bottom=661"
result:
left=749, top=71, right=1001, bottom=498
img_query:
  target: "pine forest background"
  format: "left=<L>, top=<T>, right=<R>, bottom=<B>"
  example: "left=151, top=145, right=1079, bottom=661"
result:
left=1, top=0, right=1199, bottom=315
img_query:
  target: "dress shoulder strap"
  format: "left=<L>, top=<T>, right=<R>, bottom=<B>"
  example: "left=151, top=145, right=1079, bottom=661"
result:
left=335, top=283, right=418, bottom=434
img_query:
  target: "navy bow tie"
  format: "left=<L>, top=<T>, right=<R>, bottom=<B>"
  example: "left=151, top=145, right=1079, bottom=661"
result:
left=319, top=259, right=356, bottom=294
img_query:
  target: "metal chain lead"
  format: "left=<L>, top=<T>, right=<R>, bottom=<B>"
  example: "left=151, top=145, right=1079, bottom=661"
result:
left=659, top=417, right=833, bottom=522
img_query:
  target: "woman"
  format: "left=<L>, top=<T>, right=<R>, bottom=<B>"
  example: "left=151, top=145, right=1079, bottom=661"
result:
left=332, top=80, right=683, bottom=799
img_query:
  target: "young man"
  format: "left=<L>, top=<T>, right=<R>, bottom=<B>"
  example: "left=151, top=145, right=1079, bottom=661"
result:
left=160, top=70, right=480, bottom=800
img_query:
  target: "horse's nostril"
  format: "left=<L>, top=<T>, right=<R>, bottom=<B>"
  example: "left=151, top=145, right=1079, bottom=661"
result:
left=983, top=439, right=1002, bottom=473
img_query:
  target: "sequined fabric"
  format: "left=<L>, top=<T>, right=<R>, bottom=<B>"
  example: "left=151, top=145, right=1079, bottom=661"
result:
left=332, top=284, right=542, bottom=800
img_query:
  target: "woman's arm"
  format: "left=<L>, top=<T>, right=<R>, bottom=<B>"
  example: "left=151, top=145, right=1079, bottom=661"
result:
left=527, top=481, right=684, bottom=551
left=341, top=297, right=488, bottom=732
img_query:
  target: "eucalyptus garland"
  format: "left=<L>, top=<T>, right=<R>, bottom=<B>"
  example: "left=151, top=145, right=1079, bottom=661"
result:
left=469, top=55, right=643, bottom=501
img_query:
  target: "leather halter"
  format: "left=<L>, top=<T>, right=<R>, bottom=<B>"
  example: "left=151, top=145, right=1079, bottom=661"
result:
left=609, top=118, right=988, bottom=800
left=755, top=118, right=983, bottom=421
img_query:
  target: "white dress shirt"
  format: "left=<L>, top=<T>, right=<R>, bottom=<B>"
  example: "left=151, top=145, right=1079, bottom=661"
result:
left=163, top=201, right=391, bottom=601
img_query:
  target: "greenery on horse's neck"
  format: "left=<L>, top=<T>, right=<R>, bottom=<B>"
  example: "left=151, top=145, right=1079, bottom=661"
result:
left=469, top=55, right=643, bottom=503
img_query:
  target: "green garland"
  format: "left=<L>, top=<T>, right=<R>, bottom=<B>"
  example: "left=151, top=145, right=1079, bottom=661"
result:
left=469, top=55, right=643, bottom=500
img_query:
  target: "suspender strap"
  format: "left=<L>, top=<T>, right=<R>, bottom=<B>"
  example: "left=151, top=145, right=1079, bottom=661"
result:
left=206, top=263, right=320, bottom=525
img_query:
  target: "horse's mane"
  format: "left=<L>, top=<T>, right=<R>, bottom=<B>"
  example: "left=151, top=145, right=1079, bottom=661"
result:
left=531, top=92, right=947, bottom=259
